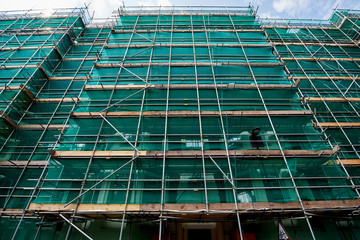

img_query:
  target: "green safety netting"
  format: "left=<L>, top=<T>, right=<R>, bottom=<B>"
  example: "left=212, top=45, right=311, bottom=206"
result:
left=75, top=88, right=303, bottom=112
left=52, top=115, right=327, bottom=152
left=2, top=11, right=360, bottom=236
left=31, top=155, right=355, bottom=205
left=283, top=60, right=360, bottom=77
left=266, top=27, right=354, bottom=44
left=0, top=167, right=42, bottom=209
left=276, top=45, right=360, bottom=59
left=89, top=65, right=289, bottom=85
left=331, top=11, right=360, bottom=41
left=308, top=101, right=360, bottom=122
left=99, top=46, right=277, bottom=64
left=116, top=14, right=259, bottom=27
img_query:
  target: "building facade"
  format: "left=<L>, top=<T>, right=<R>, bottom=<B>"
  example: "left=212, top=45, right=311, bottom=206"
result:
left=0, top=5, right=360, bottom=240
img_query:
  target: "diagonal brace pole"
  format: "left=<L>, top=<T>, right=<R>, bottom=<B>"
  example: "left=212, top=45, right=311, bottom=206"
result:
left=100, top=114, right=141, bottom=154
left=344, top=75, right=358, bottom=96
left=64, top=156, right=139, bottom=207
left=119, top=64, right=147, bottom=83
left=100, top=85, right=150, bottom=113
left=209, top=156, right=235, bottom=187
left=59, top=214, right=93, bottom=240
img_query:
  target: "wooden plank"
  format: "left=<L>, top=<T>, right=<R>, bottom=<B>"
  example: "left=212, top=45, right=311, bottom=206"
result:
left=105, top=43, right=270, bottom=48
left=28, top=203, right=140, bottom=211
left=0, top=161, right=47, bottom=166
left=29, top=203, right=77, bottom=211
left=26, top=202, right=287, bottom=212
left=283, top=57, right=360, bottom=62
left=0, top=109, right=17, bottom=128
left=36, top=97, right=79, bottom=103
left=0, top=86, right=25, bottom=91
left=27, top=199, right=360, bottom=213
left=84, top=83, right=295, bottom=90
left=50, top=150, right=147, bottom=157
left=19, top=83, right=35, bottom=99
left=313, top=122, right=360, bottom=128
left=49, top=76, right=89, bottom=81
left=37, top=62, right=49, bottom=80
left=51, top=146, right=339, bottom=158
left=337, top=159, right=360, bottom=166
left=63, top=57, right=98, bottom=61
left=302, top=199, right=360, bottom=209
left=307, top=97, right=360, bottom=102
left=70, top=110, right=312, bottom=118
left=53, top=44, right=63, bottom=60
left=94, top=61, right=283, bottom=68
left=17, top=124, right=68, bottom=131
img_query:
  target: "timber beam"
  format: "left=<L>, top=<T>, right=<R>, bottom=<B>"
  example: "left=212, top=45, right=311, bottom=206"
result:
left=70, top=110, right=312, bottom=118
left=25, top=198, right=360, bottom=217
left=84, top=83, right=297, bottom=90
left=313, top=122, right=360, bottom=128
left=94, top=61, right=283, bottom=68
left=50, top=145, right=339, bottom=158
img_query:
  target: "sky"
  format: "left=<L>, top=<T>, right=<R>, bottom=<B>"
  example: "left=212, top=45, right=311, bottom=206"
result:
left=1, top=0, right=360, bottom=20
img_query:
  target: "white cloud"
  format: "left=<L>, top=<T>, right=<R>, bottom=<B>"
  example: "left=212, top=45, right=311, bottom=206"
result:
left=137, top=0, right=172, bottom=7
left=1, top=0, right=359, bottom=20
left=271, top=0, right=353, bottom=19
left=90, top=0, right=122, bottom=19
left=272, top=0, right=312, bottom=16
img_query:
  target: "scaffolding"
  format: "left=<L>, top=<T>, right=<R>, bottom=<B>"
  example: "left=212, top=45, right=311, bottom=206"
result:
left=0, top=5, right=360, bottom=240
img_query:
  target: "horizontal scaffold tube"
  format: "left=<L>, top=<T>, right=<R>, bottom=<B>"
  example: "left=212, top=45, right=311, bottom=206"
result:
left=262, top=25, right=337, bottom=30
left=83, top=83, right=297, bottom=90
left=50, top=145, right=339, bottom=158
left=70, top=110, right=312, bottom=118
left=0, top=46, right=55, bottom=51
left=291, top=76, right=359, bottom=80
left=272, top=42, right=357, bottom=47
left=0, top=64, right=37, bottom=69
left=112, top=29, right=264, bottom=33
left=0, top=30, right=68, bottom=37
left=0, top=63, right=49, bottom=80
left=282, top=57, right=360, bottom=62
left=94, top=62, right=283, bottom=68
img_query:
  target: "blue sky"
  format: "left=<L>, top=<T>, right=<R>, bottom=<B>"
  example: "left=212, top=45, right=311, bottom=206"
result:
left=1, top=0, right=360, bottom=20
